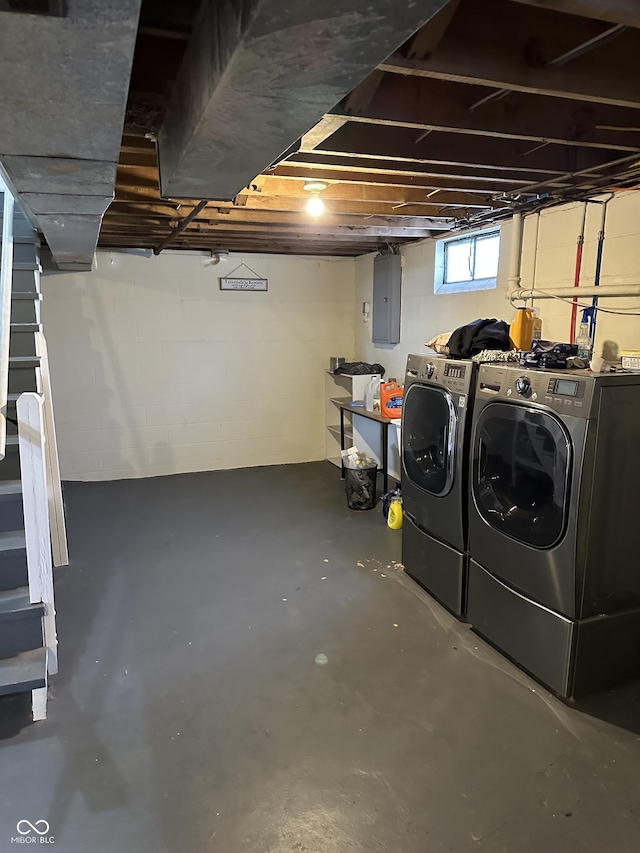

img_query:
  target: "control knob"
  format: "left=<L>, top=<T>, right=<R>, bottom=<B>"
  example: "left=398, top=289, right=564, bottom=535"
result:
left=424, top=362, right=435, bottom=379
left=515, top=376, right=531, bottom=396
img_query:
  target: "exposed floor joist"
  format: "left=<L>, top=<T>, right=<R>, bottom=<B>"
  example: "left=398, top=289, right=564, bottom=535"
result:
left=509, top=0, right=640, bottom=28
left=98, top=0, right=640, bottom=257
left=381, top=0, right=640, bottom=109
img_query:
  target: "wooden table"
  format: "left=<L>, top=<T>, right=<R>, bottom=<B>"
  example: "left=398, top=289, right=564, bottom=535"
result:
left=338, top=402, right=396, bottom=493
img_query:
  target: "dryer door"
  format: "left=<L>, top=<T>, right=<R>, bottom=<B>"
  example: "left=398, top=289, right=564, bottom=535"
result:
left=472, top=402, right=572, bottom=550
left=402, top=383, right=457, bottom=498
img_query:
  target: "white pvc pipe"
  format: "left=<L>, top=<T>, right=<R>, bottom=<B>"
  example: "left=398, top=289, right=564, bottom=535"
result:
left=506, top=211, right=523, bottom=296
left=513, top=285, right=640, bottom=300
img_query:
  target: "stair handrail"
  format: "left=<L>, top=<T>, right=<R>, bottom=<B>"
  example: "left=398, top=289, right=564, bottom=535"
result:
left=0, top=186, right=14, bottom=461
left=17, top=391, right=58, bottom=718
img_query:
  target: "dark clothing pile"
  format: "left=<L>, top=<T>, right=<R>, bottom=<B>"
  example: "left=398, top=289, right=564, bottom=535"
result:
left=334, top=361, right=386, bottom=377
left=447, top=319, right=511, bottom=359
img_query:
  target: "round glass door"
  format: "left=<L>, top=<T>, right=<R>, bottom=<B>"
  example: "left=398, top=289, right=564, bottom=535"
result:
left=473, top=402, right=571, bottom=549
left=402, top=384, right=457, bottom=497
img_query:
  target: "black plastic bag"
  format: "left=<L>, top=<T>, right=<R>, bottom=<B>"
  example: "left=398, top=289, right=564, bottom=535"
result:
left=334, top=361, right=386, bottom=377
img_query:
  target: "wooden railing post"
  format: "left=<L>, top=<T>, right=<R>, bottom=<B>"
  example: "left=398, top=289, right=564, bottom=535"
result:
left=35, top=332, right=68, bottom=567
left=17, top=392, right=58, bottom=679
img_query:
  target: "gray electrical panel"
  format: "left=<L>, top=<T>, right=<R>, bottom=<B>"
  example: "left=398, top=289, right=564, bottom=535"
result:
left=372, top=253, right=401, bottom=344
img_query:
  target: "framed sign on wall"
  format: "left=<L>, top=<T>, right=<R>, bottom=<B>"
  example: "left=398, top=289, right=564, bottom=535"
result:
left=219, top=276, right=268, bottom=291
left=219, top=261, right=268, bottom=291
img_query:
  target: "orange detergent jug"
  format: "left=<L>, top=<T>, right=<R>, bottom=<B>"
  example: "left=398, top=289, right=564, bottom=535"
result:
left=380, top=381, right=403, bottom=418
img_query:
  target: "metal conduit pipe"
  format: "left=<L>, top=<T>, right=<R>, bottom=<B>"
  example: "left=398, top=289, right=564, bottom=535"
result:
left=0, top=187, right=15, bottom=462
left=513, top=285, right=640, bottom=300
left=506, top=211, right=523, bottom=298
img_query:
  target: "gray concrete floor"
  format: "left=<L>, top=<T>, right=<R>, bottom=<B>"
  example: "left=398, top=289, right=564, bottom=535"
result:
left=1, top=461, right=640, bottom=852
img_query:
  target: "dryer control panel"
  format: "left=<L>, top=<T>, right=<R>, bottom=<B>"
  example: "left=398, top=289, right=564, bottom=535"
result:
left=477, top=365, right=595, bottom=417
left=405, top=354, right=475, bottom=394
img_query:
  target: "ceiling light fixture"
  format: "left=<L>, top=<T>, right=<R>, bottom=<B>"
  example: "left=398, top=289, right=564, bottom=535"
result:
left=303, top=181, right=327, bottom=216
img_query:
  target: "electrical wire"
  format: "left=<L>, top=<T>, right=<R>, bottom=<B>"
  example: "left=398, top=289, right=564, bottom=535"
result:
left=510, top=288, right=640, bottom=316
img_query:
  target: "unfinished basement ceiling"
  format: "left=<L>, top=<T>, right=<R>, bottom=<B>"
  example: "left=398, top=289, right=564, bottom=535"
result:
left=102, top=0, right=640, bottom=256
left=0, top=0, right=141, bottom=270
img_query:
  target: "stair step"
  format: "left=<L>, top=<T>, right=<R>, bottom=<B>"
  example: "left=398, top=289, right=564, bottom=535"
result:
left=0, top=531, right=28, bottom=591
left=0, top=235, right=39, bottom=245
left=7, top=357, right=40, bottom=399
left=0, top=481, right=21, bottom=499
left=0, top=648, right=46, bottom=697
left=0, top=587, right=43, bottom=619
left=11, top=269, right=40, bottom=296
left=8, top=356, right=39, bottom=367
left=0, top=452, right=22, bottom=480
left=0, top=531, right=26, bottom=555
left=10, top=323, right=40, bottom=332
left=0, top=585, right=45, bottom=658
left=0, top=483, right=23, bottom=533
left=10, top=297, right=40, bottom=324
left=11, top=262, right=41, bottom=272
left=9, top=326, right=37, bottom=358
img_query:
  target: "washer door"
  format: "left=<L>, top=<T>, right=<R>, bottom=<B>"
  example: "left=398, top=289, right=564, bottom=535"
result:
left=402, top=384, right=457, bottom=498
left=472, top=402, right=572, bottom=549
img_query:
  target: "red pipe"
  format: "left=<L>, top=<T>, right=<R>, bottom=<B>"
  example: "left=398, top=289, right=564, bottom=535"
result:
left=570, top=204, right=588, bottom=344
left=570, top=242, right=583, bottom=343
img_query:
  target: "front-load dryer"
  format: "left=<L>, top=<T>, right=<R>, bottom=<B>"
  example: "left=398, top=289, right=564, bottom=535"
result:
left=467, top=364, right=640, bottom=696
left=401, top=354, right=477, bottom=616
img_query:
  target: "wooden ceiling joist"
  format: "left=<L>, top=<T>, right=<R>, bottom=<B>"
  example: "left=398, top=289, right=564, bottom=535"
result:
left=285, top=152, right=540, bottom=185
left=381, top=0, right=640, bottom=109
left=333, top=74, right=640, bottom=152
left=100, top=0, right=640, bottom=257
left=271, top=163, right=526, bottom=195
left=313, top=122, right=617, bottom=175
left=100, top=217, right=434, bottom=240
left=108, top=201, right=446, bottom=229
left=509, top=0, right=640, bottom=29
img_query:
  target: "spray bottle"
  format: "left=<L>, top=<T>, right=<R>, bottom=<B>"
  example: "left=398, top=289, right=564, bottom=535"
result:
left=576, top=308, right=593, bottom=360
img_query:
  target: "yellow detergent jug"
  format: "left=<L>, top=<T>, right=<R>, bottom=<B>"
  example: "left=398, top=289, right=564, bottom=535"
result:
left=387, top=497, right=403, bottom=530
left=511, top=307, right=535, bottom=351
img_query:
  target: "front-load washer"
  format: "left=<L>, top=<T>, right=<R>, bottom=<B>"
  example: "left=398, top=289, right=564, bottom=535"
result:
left=467, top=364, right=640, bottom=697
left=401, top=354, right=477, bottom=616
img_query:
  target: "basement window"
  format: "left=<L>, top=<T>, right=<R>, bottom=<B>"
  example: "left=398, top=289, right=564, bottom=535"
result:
left=434, top=228, right=500, bottom=294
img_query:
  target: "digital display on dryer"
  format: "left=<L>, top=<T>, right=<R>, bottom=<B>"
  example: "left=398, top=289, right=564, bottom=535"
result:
left=444, top=364, right=465, bottom=379
left=553, top=379, right=579, bottom=397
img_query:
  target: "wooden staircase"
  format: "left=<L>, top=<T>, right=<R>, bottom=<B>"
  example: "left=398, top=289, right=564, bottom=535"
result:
left=0, top=190, right=66, bottom=720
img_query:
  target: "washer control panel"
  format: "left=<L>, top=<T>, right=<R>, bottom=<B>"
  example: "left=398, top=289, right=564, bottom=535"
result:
left=477, top=365, right=594, bottom=417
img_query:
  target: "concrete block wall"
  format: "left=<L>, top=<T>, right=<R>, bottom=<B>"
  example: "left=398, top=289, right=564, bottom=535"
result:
left=355, top=221, right=514, bottom=378
left=355, top=191, right=640, bottom=375
left=42, top=249, right=355, bottom=480
left=519, top=193, right=640, bottom=353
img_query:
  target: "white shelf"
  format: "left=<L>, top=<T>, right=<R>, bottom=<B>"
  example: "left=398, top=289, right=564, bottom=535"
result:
left=328, top=424, right=352, bottom=441
left=325, top=371, right=381, bottom=463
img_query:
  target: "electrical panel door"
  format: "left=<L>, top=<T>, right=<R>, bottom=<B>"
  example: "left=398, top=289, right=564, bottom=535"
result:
left=372, top=254, right=401, bottom=344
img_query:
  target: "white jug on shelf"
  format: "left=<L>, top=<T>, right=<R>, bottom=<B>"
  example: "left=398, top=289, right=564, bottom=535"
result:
left=364, top=375, right=381, bottom=412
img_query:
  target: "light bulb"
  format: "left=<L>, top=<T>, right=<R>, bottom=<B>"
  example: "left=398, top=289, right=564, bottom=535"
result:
left=306, top=193, right=324, bottom=216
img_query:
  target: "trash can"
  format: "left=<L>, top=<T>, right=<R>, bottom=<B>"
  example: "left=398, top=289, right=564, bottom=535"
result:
left=345, top=462, right=378, bottom=510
